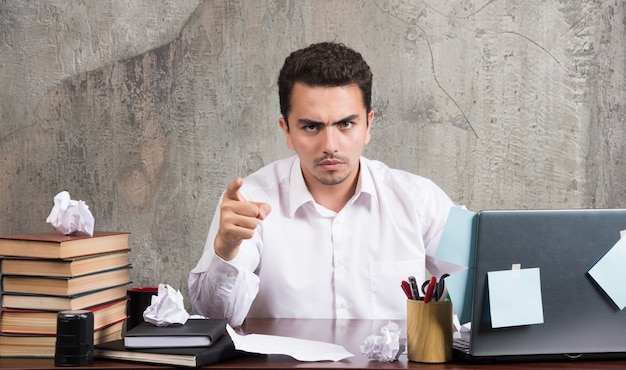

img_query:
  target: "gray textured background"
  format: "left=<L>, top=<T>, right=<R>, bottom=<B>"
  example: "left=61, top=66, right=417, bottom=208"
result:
left=1, top=0, right=624, bottom=309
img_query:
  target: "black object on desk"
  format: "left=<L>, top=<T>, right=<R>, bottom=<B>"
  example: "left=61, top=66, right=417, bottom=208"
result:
left=54, top=310, right=94, bottom=366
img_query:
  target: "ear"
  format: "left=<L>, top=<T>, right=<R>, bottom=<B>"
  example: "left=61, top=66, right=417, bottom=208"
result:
left=364, top=110, right=374, bottom=145
left=279, top=117, right=294, bottom=150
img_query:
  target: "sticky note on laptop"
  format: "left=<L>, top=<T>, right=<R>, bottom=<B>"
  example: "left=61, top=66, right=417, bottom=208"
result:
left=435, top=206, right=477, bottom=268
left=587, top=232, right=626, bottom=310
left=487, top=265, right=544, bottom=328
left=434, top=206, right=478, bottom=324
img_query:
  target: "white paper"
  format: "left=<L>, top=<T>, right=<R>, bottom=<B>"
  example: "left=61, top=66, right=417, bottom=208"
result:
left=143, top=284, right=189, bottom=326
left=363, top=321, right=403, bottom=362
left=46, top=190, right=95, bottom=236
left=226, top=324, right=354, bottom=362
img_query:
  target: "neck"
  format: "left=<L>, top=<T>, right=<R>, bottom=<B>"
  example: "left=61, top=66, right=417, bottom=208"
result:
left=305, top=170, right=359, bottom=213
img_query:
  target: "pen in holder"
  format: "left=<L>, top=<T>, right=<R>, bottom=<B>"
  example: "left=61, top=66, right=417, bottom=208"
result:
left=406, top=299, right=453, bottom=363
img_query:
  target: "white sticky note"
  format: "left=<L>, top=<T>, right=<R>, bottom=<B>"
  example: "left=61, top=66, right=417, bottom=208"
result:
left=487, top=267, right=544, bottom=328
left=588, top=237, right=626, bottom=310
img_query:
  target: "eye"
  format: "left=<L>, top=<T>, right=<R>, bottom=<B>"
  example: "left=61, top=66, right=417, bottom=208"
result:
left=338, top=120, right=354, bottom=129
left=303, top=123, right=319, bottom=132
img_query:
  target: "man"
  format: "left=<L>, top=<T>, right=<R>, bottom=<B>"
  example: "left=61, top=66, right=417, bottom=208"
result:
left=189, top=42, right=455, bottom=327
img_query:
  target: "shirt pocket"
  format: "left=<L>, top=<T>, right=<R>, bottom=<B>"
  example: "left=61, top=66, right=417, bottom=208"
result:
left=369, top=259, right=424, bottom=319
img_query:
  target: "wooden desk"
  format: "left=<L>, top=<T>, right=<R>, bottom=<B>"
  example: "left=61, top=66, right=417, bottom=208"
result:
left=2, top=318, right=626, bottom=369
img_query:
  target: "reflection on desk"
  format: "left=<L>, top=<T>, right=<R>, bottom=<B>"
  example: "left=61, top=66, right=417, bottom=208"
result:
left=2, top=318, right=626, bottom=369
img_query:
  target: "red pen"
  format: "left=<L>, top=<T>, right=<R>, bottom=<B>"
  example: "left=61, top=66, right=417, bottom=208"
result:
left=401, top=280, right=414, bottom=299
left=423, top=276, right=437, bottom=303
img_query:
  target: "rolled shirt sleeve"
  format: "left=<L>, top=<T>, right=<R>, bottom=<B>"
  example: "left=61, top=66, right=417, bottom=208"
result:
left=188, top=253, right=259, bottom=327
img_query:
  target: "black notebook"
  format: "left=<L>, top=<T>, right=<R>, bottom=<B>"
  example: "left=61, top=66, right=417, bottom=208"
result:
left=95, top=332, right=244, bottom=367
left=124, top=318, right=227, bottom=348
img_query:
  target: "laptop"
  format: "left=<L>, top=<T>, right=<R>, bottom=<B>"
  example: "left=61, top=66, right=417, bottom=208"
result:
left=454, top=208, right=626, bottom=362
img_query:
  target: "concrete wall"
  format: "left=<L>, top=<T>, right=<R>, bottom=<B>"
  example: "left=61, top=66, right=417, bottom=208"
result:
left=1, top=0, right=624, bottom=308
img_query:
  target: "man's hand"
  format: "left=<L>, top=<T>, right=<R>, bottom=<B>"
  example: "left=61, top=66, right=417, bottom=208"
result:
left=214, top=178, right=271, bottom=261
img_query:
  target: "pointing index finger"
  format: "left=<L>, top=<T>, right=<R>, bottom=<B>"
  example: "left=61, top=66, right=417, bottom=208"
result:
left=225, top=177, right=247, bottom=202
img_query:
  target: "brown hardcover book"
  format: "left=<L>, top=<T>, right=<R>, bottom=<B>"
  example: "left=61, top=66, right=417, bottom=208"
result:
left=0, top=297, right=129, bottom=335
left=95, top=319, right=126, bottom=344
left=1, top=284, right=128, bottom=311
left=0, top=333, right=55, bottom=358
left=0, top=231, right=130, bottom=259
left=0, top=320, right=124, bottom=358
left=2, top=266, right=131, bottom=296
left=0, top=251, right=130, bottom=277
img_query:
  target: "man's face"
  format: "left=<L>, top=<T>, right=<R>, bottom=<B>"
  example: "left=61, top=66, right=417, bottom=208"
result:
left=279, top=82, right=374, bottom=190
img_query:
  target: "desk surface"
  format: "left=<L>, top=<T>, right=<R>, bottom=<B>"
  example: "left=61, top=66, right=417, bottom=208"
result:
left=1, top=318, right=626, bottom=369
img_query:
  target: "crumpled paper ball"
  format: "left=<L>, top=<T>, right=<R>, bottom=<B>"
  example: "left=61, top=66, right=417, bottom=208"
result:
left=46, top=191, right=95, bottom=236
left=363, top=321, right=405, bottom=362
left=143, top=284, right=190, bottom=327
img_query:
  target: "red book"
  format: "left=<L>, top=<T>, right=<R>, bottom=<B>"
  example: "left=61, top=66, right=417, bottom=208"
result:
left=0, top=297, right=129, bottom=335
left=0, top=231, right=129, bottom=259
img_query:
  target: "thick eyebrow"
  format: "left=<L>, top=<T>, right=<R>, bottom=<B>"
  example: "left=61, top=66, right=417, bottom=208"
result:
left=296, top=118, right=323, bottom=127
left=296, top=114, right=359, bottom=127
left=334, top=114, right=359, bottom=126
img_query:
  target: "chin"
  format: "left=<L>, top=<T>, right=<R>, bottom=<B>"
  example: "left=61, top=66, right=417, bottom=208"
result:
left=316, top=174, right=350, bottom=186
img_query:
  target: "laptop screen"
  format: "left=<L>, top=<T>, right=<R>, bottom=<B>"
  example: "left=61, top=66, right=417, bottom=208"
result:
left=468, top=209, right=626, bottom=359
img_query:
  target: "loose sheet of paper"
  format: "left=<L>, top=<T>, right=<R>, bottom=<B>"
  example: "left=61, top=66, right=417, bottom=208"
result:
left=587, top=232, right=626, bottom=310
left=487, top=266, right=544, bottom=328
left=226, top=325, right=354, bottom=362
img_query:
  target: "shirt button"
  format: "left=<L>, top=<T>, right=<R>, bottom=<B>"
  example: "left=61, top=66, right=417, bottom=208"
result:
left=340, top=302, right=347, bottom=309
left=336, top=217, right=344, bottom=224
left=337, top=258, right=344, bottom=266
left=226, top=271, right=236, bottom=278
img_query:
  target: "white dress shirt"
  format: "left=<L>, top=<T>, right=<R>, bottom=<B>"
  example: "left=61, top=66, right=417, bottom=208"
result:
left=188, top=156, right=454, bottom=326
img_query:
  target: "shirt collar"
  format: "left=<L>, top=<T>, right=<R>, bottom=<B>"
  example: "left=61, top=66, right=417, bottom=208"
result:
left=288, top=157, right=377, bottom=217
left=357, top=157, right=377, bottom=204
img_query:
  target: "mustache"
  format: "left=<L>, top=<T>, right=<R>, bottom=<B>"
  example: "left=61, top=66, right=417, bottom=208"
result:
left=314, top=154, right=348, bottom=165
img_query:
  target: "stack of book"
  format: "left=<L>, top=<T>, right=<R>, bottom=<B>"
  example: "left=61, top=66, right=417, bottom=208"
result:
left=0, top=231, right=132, bottom=358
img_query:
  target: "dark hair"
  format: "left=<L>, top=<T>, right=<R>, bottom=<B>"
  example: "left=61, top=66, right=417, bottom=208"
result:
left=277, top=42, right=373, bottom=121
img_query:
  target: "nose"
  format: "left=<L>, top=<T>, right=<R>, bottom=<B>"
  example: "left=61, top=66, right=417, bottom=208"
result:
left=321, top=126, right=339, bottom=154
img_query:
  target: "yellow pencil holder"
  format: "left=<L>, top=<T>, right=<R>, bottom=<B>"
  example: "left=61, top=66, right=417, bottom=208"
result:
left=406, top=299, right=453, bottom=363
